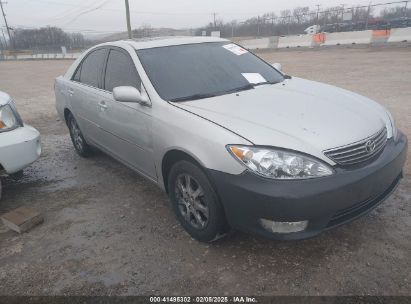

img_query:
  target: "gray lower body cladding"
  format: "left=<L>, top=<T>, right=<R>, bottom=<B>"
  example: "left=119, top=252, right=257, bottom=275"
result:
left=207, top=133, right=408, bottom=240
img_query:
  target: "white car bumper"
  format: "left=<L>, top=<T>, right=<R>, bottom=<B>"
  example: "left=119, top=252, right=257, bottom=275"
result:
left=0, top=124, right=41, bottom=174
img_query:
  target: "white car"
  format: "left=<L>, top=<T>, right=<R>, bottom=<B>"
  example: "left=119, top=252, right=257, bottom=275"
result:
left=304, top=25, right=321, bottom=34
left=0, top=91, right=41, bottom=199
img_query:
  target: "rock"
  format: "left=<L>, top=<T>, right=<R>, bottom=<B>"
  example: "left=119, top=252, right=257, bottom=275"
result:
left=1, top=207, right=43, bottom=233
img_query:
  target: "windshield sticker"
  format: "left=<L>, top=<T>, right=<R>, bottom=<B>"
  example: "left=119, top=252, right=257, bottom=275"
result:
left=241, top=73, right=266, bottom=84
left=222, top=43, right=248, bottom=56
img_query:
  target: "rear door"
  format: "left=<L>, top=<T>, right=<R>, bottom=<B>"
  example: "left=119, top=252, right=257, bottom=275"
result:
left=68, top=48, right=108, bottom=142
left=97, top=47, right=156, bottom=179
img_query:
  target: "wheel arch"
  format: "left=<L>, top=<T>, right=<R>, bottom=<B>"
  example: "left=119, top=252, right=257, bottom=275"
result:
left=161, top=149, right=208, bottom=194
left=161, top=148, right=231, bottom=239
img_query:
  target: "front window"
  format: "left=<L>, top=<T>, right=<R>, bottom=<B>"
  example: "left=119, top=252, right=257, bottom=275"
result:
left=137, top=42, right=284, bottom=102
left=104, top=49, right=141, bottom=92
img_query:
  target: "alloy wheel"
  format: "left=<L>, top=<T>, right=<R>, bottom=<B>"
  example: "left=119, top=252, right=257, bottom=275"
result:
left=175, top=173, right=209, bottom=230
left=69, top=117, right=84, bottom=151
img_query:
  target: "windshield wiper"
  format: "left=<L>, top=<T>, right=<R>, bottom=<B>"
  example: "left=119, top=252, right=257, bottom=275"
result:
left=169, top=84, right=255, bottom=102
left=253, top=80, right=281, bottom=87
left=170, top=92, right=220, bottom=102
left=223, top=83, right=255, bottom=94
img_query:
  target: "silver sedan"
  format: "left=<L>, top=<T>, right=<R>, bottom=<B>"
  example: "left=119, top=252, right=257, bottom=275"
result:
left=55, top=37, right=407, bottom=242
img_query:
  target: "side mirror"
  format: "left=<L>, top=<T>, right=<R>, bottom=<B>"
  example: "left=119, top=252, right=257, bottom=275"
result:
left=272, top=63, right=282, bottom=71
left=113, top=86, right=150, bottom=106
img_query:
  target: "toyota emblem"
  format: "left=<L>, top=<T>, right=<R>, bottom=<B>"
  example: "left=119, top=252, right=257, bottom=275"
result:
left=365, top=140, right=376, bottom=154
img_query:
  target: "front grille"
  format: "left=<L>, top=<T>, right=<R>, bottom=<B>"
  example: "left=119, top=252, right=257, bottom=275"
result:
left=324, top=127, right=387, bottom=166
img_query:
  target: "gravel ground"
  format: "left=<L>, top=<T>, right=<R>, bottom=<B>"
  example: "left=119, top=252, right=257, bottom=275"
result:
left=0, top=45, right=410, bottom=296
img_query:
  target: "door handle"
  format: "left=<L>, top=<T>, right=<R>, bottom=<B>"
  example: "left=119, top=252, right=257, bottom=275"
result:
left=98, top=101, right=108, bottom=110
left=68, top=88, right=74, bottom=96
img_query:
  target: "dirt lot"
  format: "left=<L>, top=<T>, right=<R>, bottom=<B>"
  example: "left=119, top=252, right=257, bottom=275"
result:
left=0, top=46, right=410, bottom=296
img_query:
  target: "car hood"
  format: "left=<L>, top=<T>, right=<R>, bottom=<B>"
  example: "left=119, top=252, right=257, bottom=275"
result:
left=173, top=77, right=392, bottom=164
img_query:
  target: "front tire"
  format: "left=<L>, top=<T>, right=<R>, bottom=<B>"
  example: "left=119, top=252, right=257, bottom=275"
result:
left=67, top=112, right=93, bottom=157
left=168, top=160, right=228, bottom=242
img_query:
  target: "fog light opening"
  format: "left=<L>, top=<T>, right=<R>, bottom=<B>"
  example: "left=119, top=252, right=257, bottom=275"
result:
left=260, top=219, right=308, bottom=234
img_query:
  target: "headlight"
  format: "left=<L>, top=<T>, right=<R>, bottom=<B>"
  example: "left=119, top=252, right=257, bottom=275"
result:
left=228, top=145, right=334, bottom=180
left=0, top=102, right=22, bottom=132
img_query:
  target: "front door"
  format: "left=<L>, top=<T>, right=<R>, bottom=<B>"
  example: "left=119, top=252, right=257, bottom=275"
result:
left=97, top=48, right=156, bottom=180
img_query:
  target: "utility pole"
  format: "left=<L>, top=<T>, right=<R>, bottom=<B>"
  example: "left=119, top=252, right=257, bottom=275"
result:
left=365, top=2, right=371, bottom=30
left=124, top=0, right=132, bottom=39
left=0, top=1, right=12, bottom=49
left=287, top=15, right=290, bottom=35
left=404, top=1, right=408, bottom=18
left=315, top=4, right=321, bottom=25
left=341, top=4, right=345, bottom=21
left=213, top=12, right=217, bottom=29
left=270, top=13, right=275, bottom=35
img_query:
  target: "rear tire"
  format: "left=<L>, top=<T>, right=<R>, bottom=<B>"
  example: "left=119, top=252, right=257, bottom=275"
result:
left=168, top=160, right=228, bottom=242
left=10, top=170, right=24, bottom=180
left=67, top=112, right=93, bottom=157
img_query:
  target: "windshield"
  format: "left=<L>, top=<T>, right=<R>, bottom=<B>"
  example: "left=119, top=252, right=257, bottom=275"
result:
left=137, top=42, right=284, bottom=102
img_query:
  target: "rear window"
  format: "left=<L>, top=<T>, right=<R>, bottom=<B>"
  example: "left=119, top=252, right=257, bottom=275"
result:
left=76, top=48, right=106, bottom=88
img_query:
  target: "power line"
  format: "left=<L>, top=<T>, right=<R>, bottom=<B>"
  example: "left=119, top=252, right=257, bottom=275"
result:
left=49, top=0, right=108, bottom=21
left=17, top=0, right=212, bottom=29
left=6, top=0, right=411, bottom=37
left=22, top=0, right=212, bottom=15
left=62, top=0, right=112, bottom=26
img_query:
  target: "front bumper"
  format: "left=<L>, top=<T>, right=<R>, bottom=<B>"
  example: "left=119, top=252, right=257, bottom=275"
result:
left=208, top=133, right=408, bottom=240
left=0, top=124, right=41, bottom=174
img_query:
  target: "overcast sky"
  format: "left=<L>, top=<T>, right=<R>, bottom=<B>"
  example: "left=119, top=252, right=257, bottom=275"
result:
left=1, top=0, right=389, bottom=34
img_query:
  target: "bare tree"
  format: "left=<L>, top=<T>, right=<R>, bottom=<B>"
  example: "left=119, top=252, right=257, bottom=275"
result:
left=197, top=2, right=410, bottom=38
left=293, top=7, right=310, bottom=24
left=12, top=27, right=89, bottom=51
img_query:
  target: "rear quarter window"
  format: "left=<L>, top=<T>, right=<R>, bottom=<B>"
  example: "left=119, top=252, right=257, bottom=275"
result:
left=73, top=48, right=106, bottom=88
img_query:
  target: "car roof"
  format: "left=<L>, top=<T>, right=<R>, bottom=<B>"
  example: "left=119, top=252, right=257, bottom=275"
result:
left=101, top=36, right=229, bottom=50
